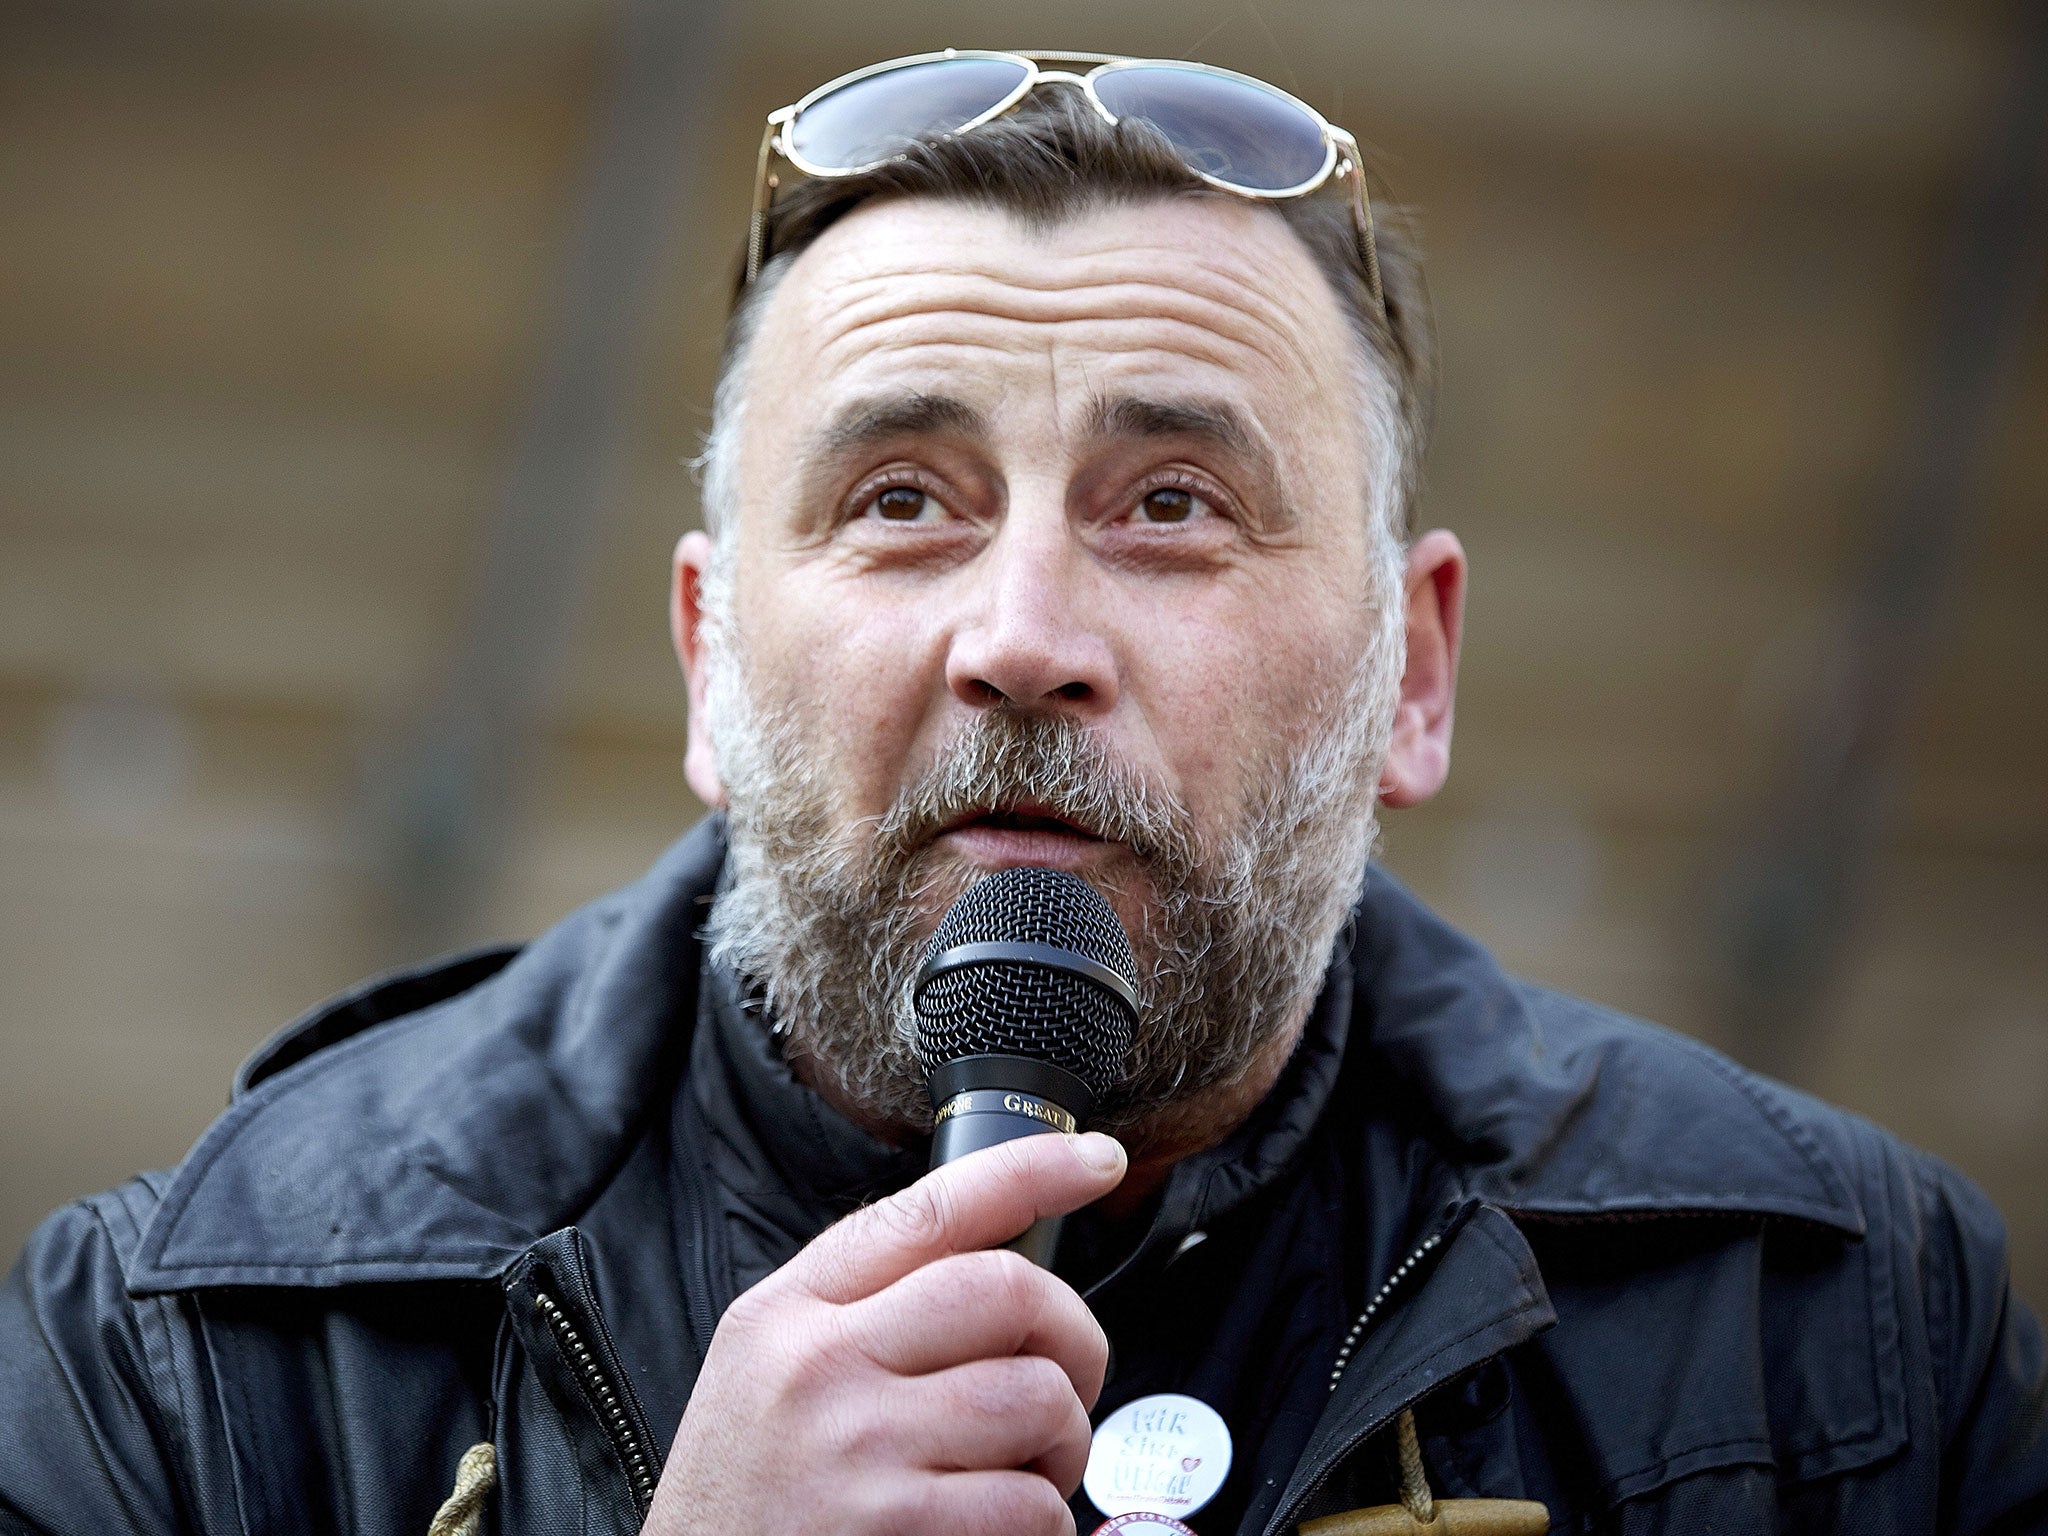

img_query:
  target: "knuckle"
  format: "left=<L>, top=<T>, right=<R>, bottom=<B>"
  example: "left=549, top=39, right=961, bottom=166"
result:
left=814, top=1394, right=892, bottom=1467
left=902, top=1476, right=958, bottom=1536
left=1077, top=1311, right=1110, bottom=1380
left=701, top=1297, right=794, bottom=1392
left=1057, top=1394, right=1094, bottom=1466
left=876, top=1179, right=953, bottom=1250
left=714, top=1309, right=853, bottom=1415
left=973, top=1245, right=1043, bottom=1310
left=791, top=1216, right=867, bottom=1301
left=841, top=1473, right=918, bottom=1536
left=781, top=1321, right=859, bottom=1399
left=903, top=1467, right=1072, bottom=1536
left=1011, top=1353, right=1079, bottom=1418
left=716, top=1280, right=780, bottom=1336
left=949, top=1354, right=1071, bottom=1429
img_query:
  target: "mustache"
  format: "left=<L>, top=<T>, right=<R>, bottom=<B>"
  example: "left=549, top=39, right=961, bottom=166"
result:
left=866, top=707, right=1201, bottom=881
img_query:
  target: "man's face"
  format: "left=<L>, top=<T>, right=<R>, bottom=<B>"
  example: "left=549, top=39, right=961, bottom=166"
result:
left=681, top=193, right=1423, bottom=1145
left=729, top=193, right=1376, bottom=888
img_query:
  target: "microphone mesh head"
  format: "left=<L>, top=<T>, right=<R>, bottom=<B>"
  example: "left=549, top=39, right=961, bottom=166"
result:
left=912, top=867, right=1137, bottom=1100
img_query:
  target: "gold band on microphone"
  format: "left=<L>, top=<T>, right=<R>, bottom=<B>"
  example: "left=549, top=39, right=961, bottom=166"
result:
left=933, top=1088, right=1077, bottom=1134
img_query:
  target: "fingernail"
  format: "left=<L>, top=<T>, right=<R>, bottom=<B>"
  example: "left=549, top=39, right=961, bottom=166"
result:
left=1074, top=1132, right=1125, bottom=1173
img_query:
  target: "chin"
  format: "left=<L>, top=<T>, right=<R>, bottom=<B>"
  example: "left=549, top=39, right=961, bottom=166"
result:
left=913, top=837, right=1164, bottom=958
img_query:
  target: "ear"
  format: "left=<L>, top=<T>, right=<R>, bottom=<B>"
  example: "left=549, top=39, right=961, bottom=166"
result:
left=1377, top=529, right=1466, bottom=809
left=670, top=531, right=728, bottom=807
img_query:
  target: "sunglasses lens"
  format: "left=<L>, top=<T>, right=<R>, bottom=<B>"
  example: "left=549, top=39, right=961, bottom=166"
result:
left=1091, top=64, right=1333, bottom=193
left=789, top=55, right=1033, bottom=171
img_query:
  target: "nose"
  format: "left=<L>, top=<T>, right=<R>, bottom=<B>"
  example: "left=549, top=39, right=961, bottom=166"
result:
left=944, top=508, right=1118, bottom=715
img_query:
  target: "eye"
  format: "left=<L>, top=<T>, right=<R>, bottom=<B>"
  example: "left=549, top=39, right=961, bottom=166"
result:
left=861, top=484, right=943, bottom=523
left=1133, top=484, right=1217, bottom=525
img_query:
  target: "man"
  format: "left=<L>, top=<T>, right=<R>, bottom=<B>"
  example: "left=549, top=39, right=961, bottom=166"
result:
left=2, top=52, right=2043, bottom=1536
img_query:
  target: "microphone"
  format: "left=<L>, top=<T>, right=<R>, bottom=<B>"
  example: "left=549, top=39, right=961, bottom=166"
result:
left=912, top=866, right=1139, bottom=1267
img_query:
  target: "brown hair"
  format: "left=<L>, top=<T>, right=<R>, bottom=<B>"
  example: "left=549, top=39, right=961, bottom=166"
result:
left=705, top=83, right=1435, bottom=539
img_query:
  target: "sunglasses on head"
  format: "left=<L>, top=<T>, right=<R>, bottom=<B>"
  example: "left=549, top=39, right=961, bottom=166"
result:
left=746, top=49, right=1385, bottom=317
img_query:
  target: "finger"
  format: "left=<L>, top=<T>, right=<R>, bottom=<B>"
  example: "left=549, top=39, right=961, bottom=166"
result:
left=842, top=1247, right=1108, bottom=1406
left=901, top=1356, right=1095, bottom=1493
left=907, top=1470, right=1077, bottom=1536
left=790, top=1132, right=1126, bottom=1305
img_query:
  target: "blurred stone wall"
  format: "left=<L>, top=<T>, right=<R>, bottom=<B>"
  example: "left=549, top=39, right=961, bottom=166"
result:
left=3, top=0, right=2042, bottom=1320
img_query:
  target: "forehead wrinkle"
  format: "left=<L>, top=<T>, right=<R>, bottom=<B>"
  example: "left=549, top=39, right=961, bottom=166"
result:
left=822, top=264, right=1302, bottom=329
left=819, top=228, right=1326, bottom=310
left=812, top=267, right=1340, bottom=391
left=755, top=203, right=1369, bottom=501
left=816, top=315, right=1268, bottom=390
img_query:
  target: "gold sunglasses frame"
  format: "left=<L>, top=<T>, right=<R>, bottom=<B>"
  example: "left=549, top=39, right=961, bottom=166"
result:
left=745, top=48, right=1384, bottom=317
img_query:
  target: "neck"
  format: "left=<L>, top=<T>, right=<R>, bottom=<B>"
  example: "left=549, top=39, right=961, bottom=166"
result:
left=1094, top=1014, right=1308, bottom=1216
left=786, top=1010, right=1313, bottom=1221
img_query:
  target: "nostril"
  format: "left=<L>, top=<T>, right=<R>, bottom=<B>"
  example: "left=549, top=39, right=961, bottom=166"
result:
left=946, top=628, right=1114, bottom=711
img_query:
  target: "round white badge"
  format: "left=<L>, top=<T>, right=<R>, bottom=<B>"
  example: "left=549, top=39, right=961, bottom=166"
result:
left=1083, top=1393, right=1233, bottom=1521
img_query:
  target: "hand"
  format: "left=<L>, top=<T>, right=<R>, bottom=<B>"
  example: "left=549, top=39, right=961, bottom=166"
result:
left=643, top=1131, right=1128, bottom=1536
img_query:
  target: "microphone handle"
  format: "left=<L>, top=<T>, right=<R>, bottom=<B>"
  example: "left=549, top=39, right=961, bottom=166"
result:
left=928, top=1079, right=1085, bottom=1268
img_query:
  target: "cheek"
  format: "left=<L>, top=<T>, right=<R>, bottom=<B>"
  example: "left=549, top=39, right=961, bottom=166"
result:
left=1118, top=571, right=1369, bottom=825
left=735, top=567, right=950, bottom=814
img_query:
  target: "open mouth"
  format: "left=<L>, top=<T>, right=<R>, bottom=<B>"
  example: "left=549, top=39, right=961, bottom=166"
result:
left=941, top=803, right=1105, bottom=841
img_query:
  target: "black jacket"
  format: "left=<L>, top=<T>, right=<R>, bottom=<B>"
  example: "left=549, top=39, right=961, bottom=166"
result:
left=3, top=817, right=2044, bottom=1534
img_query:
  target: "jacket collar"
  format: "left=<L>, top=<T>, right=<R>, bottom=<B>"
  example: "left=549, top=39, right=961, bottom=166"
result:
left=126, top=819, right=727, bottom=1294
left=127, top=824, right=1859, bottom=1297
left=1350, top=865, right=1864, bottom=1235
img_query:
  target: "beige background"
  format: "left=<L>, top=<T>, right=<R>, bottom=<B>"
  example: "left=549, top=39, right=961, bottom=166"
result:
left=4, top=0, right=2043, bottom=1316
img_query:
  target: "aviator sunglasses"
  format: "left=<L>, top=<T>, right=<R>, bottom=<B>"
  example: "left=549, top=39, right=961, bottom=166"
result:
left=746, top=49, right=1386, bottom=316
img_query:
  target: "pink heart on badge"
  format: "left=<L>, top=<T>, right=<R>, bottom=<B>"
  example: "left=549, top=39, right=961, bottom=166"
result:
left=1181, top=1457, right=1201, bottom=1472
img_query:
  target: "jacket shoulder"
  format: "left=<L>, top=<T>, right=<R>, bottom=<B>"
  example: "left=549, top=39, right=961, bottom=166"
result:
left=125, top=817, right=728, bottom=1294
left=229, top=814, right=728, bottom=1102
left=1515, top=981, right=1882, bottom=1223
left=0, top=1177, right=212, bottom=1533
left=1503, top=986, right=2048, bottom=1522
left=1888, top=1137, right=2048, bottom=1528
left=1353, top=869, right=1866, bottom=1231
left=1510, top=980, right=2019, bottom=1255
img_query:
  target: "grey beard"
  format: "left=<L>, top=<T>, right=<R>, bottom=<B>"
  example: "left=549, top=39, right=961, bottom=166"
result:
left=702, top=637, right=1397, bottom=1139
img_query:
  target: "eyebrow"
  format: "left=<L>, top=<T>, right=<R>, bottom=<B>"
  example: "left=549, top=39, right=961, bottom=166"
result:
left=1087, top=394, right=1297, bottom=533
left=1087, top=395, right=1262, bottom=458
left=815, top=391, right=989, bottom=458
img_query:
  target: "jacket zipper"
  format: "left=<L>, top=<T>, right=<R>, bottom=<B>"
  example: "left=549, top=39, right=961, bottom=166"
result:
left=534, top=1288, right=659, bottom=1511
left=1259, top=1228, right=1452, bottom=1536
left=1326, top=1230, right=1444, bottom=1394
